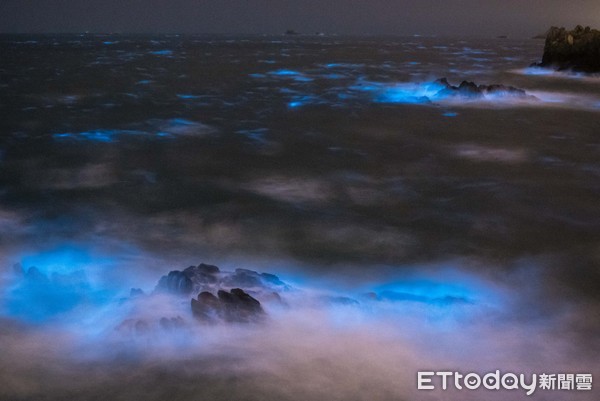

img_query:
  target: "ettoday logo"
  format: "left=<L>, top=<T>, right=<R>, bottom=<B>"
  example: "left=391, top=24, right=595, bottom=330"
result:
left=417, top=371, right=593, bottom=395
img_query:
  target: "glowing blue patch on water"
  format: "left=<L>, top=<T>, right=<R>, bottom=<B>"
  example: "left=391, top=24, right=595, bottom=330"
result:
left=150, top=50, right=173, bottom=56
left=287, top=95, right=316, bottom=108
left=270, top=69, right=301, bottom=76
left=53, top=130, right=117, bottom=142
left=5, top=245, right=117, bottom=323
left=80, top=131, right=118, bottom=142
left=292, top=76, right=314, bottom=82
left=337, top=93, right=354, bottom=100
left=348, top=82, right=383, bottom=93
left=103, top=41, right=116, bottom=45
left=53, top=129, right=153, bottom=142
left=20, top=246, right=109, bottom=276
left=443, top=112, right=458, bottom=117
left=374, top=82, right=446, bottom=104
left=170, top=118, right=196, bottom=126
left=366, top=270, right=504, bottom=309
left=377, top=291, right=471, bottom=306
left=236, top=128, right=269, bottom=144
left=249, top=73, right=267, bottom=78
left=321, top=73, right=345, bottom=79
left=137, top=80, right=152, bottom=85
left=177, top=94, right=201, bottom=99
left=370, top=281, right=474, bottom=307
left=521, top=67, right=555, bottom=76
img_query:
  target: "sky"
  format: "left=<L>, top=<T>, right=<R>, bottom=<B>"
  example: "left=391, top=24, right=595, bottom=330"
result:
left=0, top=0, right=599, bottom=36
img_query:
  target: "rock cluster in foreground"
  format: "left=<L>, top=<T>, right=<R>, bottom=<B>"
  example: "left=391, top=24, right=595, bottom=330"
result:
left=534, top=25, right=600, bottom=73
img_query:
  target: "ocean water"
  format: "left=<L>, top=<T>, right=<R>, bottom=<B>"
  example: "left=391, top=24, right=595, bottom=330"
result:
left=0, top=34, right=599, bottom=400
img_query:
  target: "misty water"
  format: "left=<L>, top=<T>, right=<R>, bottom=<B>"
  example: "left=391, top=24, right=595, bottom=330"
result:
left=0, top=34, right=599, bottom=400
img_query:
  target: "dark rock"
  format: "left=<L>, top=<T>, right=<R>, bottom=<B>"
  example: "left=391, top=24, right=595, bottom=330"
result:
left=196, top=263, right=220, bottom=274
left=260, top=272, right=286, bottom=286
left=191, top=291, right=221, bottom=322
left=434, top=78, right=530, bottom=99
left=223, top=268, right=263, bottom=288
left=535, top=25, right=600, bottom=72
left=154, top=262, right=290, bottom=298
left=192, top=288, right=264, bottom=323
left=155, top=270, right=193, bottom=295
left=222, top=268, right=289, bottom=290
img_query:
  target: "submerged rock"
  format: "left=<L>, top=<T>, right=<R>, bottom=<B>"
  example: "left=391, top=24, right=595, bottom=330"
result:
left=533, top=25, right=600, bottom=72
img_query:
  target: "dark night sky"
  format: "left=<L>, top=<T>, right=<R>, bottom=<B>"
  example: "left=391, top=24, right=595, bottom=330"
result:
left=0, top=0, right=599, bottom=36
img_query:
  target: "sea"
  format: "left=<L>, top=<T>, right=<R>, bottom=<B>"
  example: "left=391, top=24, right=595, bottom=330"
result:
left=0, top=34, right=598, bottom=401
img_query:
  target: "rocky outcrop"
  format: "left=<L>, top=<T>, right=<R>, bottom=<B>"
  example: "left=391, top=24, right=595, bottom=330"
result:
left=434, top=78, right=531, bottom=99
left=155, top=270, right=193, bottom=295
left=155, top=263, right=289, bottom=296
left=534, top=25, right=600, bottom=72
left=191, top=288, right=265, bottom=323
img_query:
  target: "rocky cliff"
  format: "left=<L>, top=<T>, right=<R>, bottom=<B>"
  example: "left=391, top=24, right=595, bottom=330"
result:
left=536, top=25, right=600, bottom=73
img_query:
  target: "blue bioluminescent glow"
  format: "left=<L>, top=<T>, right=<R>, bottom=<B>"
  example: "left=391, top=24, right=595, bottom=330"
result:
left=53, top=130, right=117, bottom=142
left=177, top=94, right=201, bottom=99
left=236, top=128, right=269, bottom=145
left=53, top=129, right=146, bottom=142
left=366, top=272, right=503, bottom=308
left=321, top=73, right=346, bottom=79
left=270, top=69, right=301, bottom=76
left=373, top=81, right=446, bottom=104
left=288, top=95, right=317, bottom=108
left=443, top=111, right=458, bottom=117
left=150, top=50, right=173, bottom=56
left=268, top=69, right=314, bottom=82
left=52, top=120, right=213, bottom=143
left=4, top=245, right=120, bottom=323
left=520, top=67, right=555, bottom=76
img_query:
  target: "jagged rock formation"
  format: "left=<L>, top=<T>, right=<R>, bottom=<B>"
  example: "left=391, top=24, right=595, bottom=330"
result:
left=151, top=263, right=289, bottom=325
left=534, top=25, right=600, bottom=72
left=191, top=288, right=265, bottom=323
left=434, top=78, right=531, bottom=99
left=155, top=270, right=193, bottom=295
left=155, top=263, right=290, bottom=296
